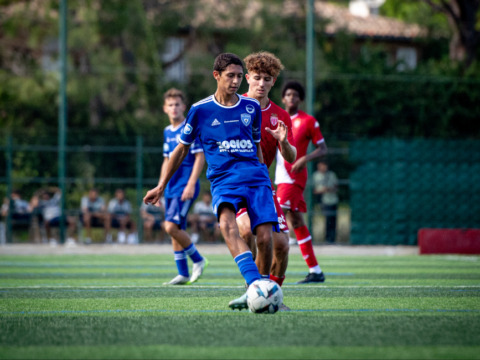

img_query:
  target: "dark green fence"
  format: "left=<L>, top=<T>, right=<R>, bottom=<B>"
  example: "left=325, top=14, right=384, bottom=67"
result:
left=349, top=139, right=480, bottom=245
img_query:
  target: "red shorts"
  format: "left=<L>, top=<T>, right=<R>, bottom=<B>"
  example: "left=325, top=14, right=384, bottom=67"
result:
left=276, top=183, right=307, bottom=213
left=237, top=183, right=288, bottom=233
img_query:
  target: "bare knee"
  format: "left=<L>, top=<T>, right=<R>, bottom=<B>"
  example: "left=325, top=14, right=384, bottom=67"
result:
left=164, top=221, right=180, bottom=236
left=287, top=210, right=304, bottom=229
left=255, top=229, right=272, bottom=251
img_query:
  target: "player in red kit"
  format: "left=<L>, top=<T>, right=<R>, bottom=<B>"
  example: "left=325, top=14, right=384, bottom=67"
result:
left=275, top=81, right=327, bottom=284
left=229, top=51, right=297, bottom=311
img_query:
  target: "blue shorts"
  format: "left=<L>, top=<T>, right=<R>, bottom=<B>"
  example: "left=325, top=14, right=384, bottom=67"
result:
left=164, top=196, right=196, bottom=230
left=212, top=184, right=278, bottom=235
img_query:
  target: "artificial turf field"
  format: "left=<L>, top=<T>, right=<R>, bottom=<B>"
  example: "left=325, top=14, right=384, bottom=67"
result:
left=0, top=249, right=479, bottom=359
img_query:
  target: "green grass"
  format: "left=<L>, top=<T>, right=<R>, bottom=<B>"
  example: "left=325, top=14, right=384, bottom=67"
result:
left=0, top=252, right=479, bottom=359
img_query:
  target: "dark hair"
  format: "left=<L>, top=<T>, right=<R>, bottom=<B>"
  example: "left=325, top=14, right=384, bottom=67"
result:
left=282, top=80, right=305, bottom=101
left=213, top=53, right=243, bottom=73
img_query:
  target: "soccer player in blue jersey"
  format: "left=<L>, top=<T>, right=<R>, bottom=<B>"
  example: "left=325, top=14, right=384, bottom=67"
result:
left=159, top=88, right=207, bottom=285
left=144, top=54, right=278, bottom=303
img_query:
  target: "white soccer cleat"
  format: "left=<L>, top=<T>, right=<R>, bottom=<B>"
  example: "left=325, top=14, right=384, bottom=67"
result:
left=163, top=275, right=191, bottom=285
left=228, top=292, right=248, bottom=311
left=190, top=258, right=208, bottom=283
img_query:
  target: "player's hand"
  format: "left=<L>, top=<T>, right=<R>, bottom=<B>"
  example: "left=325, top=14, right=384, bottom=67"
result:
left=181, top=184, right=195, bottom=201
left=291, top=156, right=307, bottom=173
left=143, top=186, right=163, bottom=205
left=265, top=120, right=287, bottom=143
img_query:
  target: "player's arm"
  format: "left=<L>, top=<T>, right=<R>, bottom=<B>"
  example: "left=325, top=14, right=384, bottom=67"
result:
left=291, top=141, right=328, bottom=173
left=265, top=120, right=297, bottom=163
left=144, top=143, right=191, bottom=205
left=257, top=143, right=265, bottom=164
left=181, top=152, right=205, bottom=201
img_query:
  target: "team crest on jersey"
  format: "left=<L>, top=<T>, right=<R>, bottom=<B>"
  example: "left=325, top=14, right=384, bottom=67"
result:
left=183, top=124, right=193, bottom=134
left=245, top=104, right=255, bottom=114
left=270, top=114, right=278, bottom=126
left=241, top=114, right=251, bottom=126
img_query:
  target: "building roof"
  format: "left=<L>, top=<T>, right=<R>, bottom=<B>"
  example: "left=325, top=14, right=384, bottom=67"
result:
left=314, top=1, right=426, bottom=40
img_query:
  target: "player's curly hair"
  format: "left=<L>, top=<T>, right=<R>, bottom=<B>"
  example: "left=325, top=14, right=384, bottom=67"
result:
left=244, top=51, right=284, bottom=78
left=281, top=81, right=305, bottom=101
left=163, top=88, right=186, bottom=104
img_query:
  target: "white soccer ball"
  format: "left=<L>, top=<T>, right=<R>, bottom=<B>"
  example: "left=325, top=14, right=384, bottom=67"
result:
left=246, top=279, right=283, bottom=314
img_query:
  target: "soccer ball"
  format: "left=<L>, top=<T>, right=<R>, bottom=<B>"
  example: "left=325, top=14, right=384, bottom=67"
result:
left=246, top=279, right=283, bottom=314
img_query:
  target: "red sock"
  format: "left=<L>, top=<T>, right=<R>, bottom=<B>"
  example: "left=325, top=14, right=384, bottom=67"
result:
left=270, top=274, right=285, bottom=286
left=294, top=225, right=318, bottom=269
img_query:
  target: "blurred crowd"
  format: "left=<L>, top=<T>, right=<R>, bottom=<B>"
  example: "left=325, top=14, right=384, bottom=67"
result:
left=0, top=188, right=220, bottom=245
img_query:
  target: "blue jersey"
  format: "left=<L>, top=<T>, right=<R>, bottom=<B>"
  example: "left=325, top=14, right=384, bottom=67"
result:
left=163, top=121, right=203, bottom=198
left=179, top=94, right=271, bottom=190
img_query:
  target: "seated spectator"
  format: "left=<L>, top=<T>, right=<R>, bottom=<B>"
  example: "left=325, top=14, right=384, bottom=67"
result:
left=189, top=192, right=219, bottom=243
left=1, top=190, right=32, bottom=243
left=141, top=199, right=165, bottom=243
left=1, top=189, right=32, bottom=223
left=30, top=187, right=76, bottom=246
left=80, top=188, right=107, bottom=244
left=105, top=188, right=137, bottom=244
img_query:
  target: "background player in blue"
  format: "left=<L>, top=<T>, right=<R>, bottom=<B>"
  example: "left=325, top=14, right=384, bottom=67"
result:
left=160, top=88, right=207, bottom=285
left=144, top=54, right=278, bottom=306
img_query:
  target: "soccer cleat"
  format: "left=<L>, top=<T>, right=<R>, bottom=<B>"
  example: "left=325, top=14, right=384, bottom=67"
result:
left=163, top=275, right=191, bottom=285
left=228, top=292, right=248, bottom=311
left=190, top=258, right=208, bottom=283
left=296, top=272, right=325, bottom=284
left=278, top=303, right=291, bottom=312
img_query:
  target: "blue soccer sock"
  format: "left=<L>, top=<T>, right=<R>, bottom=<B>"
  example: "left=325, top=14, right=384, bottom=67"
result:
left=234, top=251, right=261, bottom=286
left=184, top=243, right=203, bottom=263
left=174, top=250, right=189, bottom=277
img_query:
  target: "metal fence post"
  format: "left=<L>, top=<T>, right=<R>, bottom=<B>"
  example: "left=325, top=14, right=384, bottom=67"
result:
left=136, top=135, right=144, bottom=243
left=306, top=0, right=316, bottom=236
left=5, top=135, right=13, bottom=243
left=58, top=0, right=68, bottom=244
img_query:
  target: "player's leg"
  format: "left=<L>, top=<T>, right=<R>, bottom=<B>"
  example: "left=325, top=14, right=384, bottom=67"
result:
left=270, top=231, right=289, bottom=284
left=163, top=225, right=190, bottom=285
left=220, top=204, right=262, bottom=311
left=270, top=231, right=291, bottom=311
left=218, top=203, right=261, bottom=283
left=254, top=222, right=273, bottom=277
left=164, top=197, right=207, bottom=284
left=237, top=209, right=257, bottom=260
left=243, top=184, right=277, bottom=278
left=269, top=191, right=289, bottom=287
left=285, top=209, right=325, bottom=284
left=277, top=183, right=325, bottom=283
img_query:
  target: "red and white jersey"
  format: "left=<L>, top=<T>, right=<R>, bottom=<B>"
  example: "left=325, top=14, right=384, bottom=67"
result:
left=242, top=95, right=295, bottom=169
left=275, top=110, right=325, bottom=188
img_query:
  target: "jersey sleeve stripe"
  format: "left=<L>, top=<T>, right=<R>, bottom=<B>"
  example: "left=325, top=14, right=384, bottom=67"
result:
left=192, top=95, right=214, bottom=107
left=179, top=138, right=193, bottom=146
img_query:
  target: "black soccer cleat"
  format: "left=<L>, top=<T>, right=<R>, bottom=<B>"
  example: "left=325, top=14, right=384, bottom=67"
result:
left=296, top=272, right=325, bottom=284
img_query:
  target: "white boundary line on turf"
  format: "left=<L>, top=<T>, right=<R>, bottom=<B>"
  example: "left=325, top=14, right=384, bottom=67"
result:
left=1, top=285, right=480, bottom=289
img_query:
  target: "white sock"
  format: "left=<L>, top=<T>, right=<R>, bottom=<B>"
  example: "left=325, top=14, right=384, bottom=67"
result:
left=309, top=265, right=322, bottom=274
